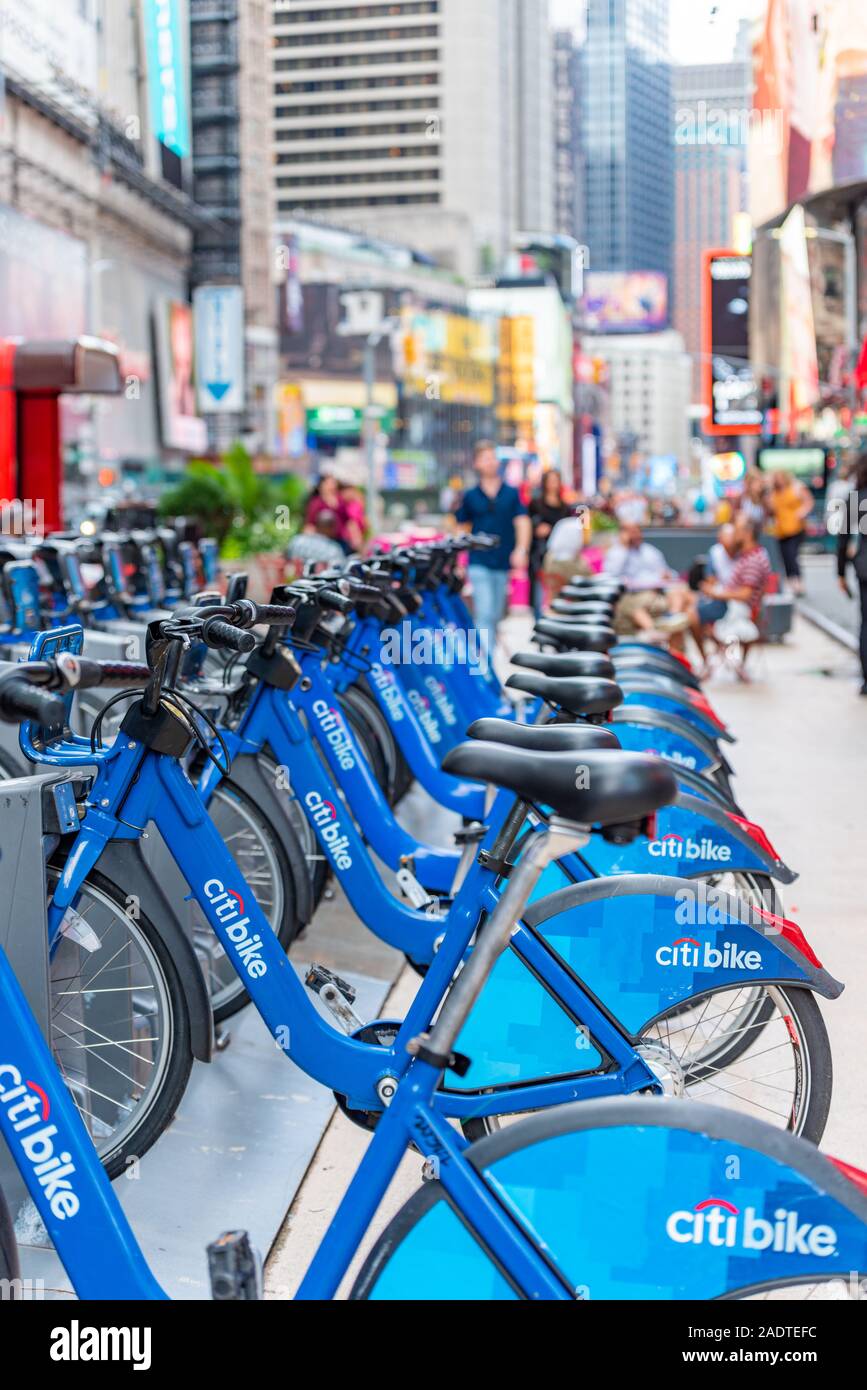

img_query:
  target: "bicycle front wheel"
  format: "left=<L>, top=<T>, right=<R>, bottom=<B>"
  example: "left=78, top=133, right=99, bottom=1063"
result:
left=48, top=866, right=193, bottom=1180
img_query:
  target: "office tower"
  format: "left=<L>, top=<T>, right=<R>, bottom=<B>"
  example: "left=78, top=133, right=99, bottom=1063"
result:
left=269, top=0, right=553, bottom=276
left=580, top=0, right=674, bottom=284
left=672, top=28, right=752, bottom=397
left=553, top=28, right=583, bottom=242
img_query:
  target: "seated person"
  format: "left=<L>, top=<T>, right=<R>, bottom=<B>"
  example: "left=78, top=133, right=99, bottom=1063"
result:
left=695, top=515, right=772, bottom=680
left=604, top=522, right=689, bottom=644
left=689, top=523, right=737, bottom=663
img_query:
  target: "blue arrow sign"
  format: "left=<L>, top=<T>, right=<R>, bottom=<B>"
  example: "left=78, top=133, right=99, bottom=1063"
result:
left=193, top=285, right=245, bottom=414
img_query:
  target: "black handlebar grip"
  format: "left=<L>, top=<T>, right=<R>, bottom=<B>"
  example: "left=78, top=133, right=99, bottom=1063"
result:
left=251, top=604, right=297, bottom=627
left=201, top=618, right=257, bottom=653
left=58, top=656, right=151, bottom=690
left=0, top=678, right=66, bottom=727
left=318, top=589, right=354, bottom=614
left=344, top=583, right=383, bottom=603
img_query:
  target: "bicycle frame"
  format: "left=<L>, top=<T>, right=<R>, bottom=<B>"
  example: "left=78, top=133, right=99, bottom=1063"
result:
left=0, top=930, right=576, bottom=1300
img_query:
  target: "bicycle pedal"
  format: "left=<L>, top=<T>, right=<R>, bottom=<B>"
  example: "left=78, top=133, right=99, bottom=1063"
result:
left=305, top=964, right=357, bottom=1005
left=306, top=965, right=364, bottom=1034
left=207, top=1230, right=263, bottom=1300
left=395, top=866, right=438, bottom=911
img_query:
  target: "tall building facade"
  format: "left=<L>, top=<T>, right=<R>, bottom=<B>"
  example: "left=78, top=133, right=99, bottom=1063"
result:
left=553, top=28, right=582, bottom=242
left=0, top=0, right=206, bottom=494
left=591, top=330, right=692, bottom=463
left=190, top=0, right=277, bottom=451
left=672, top=31, right=751, bottom=398
left=269, top=0, right=553, bottom=276
left=580, top=0, right=673, bottom=284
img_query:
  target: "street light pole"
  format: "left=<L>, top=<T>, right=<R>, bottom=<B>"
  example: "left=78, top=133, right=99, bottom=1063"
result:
left=363, top=316, right=399, bottom=539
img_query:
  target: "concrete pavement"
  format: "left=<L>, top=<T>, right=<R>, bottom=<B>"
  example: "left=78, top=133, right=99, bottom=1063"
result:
left=265, top=611, right=867, bottom=1297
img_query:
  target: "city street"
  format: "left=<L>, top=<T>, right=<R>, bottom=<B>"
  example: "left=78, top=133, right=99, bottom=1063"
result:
left=2, top=0, right=867, bottom=1333
left=266, top=614, right=867, bottom=1298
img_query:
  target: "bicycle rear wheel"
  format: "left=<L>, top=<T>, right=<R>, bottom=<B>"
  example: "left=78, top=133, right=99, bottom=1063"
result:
left=461, top=983, right=831, bottom=1145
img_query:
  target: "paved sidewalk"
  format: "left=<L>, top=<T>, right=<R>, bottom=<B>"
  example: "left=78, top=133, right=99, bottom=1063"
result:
left=700, top=616, right=867, bottom=1165
left=266, top=612, right=867, bottom=1296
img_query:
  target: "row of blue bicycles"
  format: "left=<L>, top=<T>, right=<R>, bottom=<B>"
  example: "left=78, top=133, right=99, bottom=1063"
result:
left=0, top=527, right=865, bottom=1301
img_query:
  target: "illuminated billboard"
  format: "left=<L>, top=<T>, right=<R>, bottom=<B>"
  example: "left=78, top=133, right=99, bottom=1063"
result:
left=702, top=251, right=762, bottom=436
left=581, top=272, right=668, bottom=334
left=143, top=0, right=191, bottom=159
left=751, top=0, right=867, bottom=227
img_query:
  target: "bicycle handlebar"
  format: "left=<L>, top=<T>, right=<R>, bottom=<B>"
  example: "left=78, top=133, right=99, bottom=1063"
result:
left=201, top=618, right=257, bottom=654
left=0, top=676, right=66, bottom=727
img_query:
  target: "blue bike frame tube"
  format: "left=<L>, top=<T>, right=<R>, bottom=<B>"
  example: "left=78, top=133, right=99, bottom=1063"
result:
left=291, top=657, right=460, bottom=891
left=296, top=1061, right=573, bottom=1300
left=337, top=617, right=488, bottom=819
left=0, top=947, right=167, bottom=1298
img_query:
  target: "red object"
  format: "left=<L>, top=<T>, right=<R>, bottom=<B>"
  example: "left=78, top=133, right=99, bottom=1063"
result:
left=829, top=1157, right=867, bottom=1200
left=686, top=688, right=726, bottom=729
left=669, top=650, right=695, bottom=672
left=18, top=391, right=62, bottom=533
left=855, top=335, right=867, bottom=393
left=726, top=812, right=780, bottom=866
left=702, top=250, right=762, bottom=438
left=0, top=340, right=16, bottom=502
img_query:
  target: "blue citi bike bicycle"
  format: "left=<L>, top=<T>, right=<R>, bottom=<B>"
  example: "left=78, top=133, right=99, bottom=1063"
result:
left=0, top=580, right=838, bottom=1191
left=0, top=658, right=864, bottom=1300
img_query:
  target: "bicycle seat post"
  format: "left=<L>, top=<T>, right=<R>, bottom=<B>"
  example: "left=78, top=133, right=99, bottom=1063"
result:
left=411, top=818, right=589, bottom=1069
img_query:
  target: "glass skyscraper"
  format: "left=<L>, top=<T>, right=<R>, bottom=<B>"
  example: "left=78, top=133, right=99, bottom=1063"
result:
left=581, top=0, right=674, bottom=286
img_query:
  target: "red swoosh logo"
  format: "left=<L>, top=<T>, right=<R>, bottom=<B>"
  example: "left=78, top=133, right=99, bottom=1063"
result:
left=323, top=800, right=337, bottom=819
left=26, top=1080, right=50, bottom=1122
left=672, top=937, right=700, bottom=947
left=228, top=890, right=245, bottom=913
left=694, top=1198, right=739, bottom=1214
left=662, top=833, right=684, bottom=842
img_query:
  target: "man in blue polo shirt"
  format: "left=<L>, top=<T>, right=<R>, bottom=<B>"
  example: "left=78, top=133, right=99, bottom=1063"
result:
left=455, top=440, right=530, bottom=658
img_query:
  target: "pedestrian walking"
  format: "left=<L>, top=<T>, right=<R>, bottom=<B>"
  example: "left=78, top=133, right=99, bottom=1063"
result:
left=455, top=440, right=530, bottom=660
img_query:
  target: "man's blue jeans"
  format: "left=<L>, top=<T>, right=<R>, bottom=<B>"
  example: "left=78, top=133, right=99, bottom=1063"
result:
left=467, top=564, right=510, bottom=660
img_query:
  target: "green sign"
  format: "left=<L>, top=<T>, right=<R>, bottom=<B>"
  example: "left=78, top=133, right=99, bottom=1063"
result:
left=306, top=405, right=395, bottom=437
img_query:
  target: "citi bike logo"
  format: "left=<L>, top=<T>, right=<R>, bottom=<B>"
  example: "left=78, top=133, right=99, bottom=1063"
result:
left=369, top=663, right=405, bottom=723
left=311, top=699, right=356, bottom=772
left=648, top=832, right=731, bottom=863
left=407, top=688, right=442, bottom=745
left=655, top=936, right=762, bottom=971
left=647, top=747, right=697, bottom=770
left=203, top=881, right=268, bottom=979
left=0, top=1065, right=81, bottom=1220
left=304, top=791, right=353, bottom=871
left=423, top=675, right=458, bottom=728
left=666, top=1198, right=837, bottom=1257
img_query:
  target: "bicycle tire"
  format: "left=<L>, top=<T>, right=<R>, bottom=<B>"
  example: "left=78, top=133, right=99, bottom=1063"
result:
left=0, top=1180, right=20, bottom=1294
left=48, top=865, right=194, bottom=1180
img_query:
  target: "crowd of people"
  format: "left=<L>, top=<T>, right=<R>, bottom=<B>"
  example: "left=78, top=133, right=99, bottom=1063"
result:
left=290, top=442, right=867, bottom=694
left=450, top=444, right=815, bottom=684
